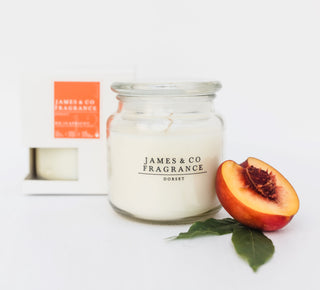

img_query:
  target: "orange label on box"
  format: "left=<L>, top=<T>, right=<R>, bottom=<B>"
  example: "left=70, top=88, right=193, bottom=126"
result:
left=54, top=82, right=100, bottom=139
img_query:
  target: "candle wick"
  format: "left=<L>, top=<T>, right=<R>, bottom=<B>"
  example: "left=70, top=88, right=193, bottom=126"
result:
left=165, top=113, right=174, bottom=132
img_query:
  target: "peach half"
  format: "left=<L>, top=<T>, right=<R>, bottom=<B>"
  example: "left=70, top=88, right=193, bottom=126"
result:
left=215, top=157, right=299, bottom=231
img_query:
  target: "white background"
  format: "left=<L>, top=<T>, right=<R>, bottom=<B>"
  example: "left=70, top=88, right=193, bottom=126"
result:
left=1, top=0, right=320, bottom=289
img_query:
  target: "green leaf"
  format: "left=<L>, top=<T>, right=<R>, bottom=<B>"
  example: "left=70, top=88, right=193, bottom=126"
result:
left=232, top=225, right=275, bottom=272
left=174, top=218, right=240, bottom=239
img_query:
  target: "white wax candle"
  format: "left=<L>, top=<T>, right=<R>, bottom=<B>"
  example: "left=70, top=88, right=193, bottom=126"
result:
left=108, top=129, right=222, bottom=221
left=35, top=148, right=78, bottom=180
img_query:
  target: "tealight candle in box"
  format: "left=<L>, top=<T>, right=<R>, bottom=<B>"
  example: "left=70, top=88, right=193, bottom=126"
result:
left=21, top=68, right=135, bottom=194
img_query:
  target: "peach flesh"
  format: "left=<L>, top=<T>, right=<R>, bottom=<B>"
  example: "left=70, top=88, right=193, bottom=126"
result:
left=215, top=157, right=299, bottom=231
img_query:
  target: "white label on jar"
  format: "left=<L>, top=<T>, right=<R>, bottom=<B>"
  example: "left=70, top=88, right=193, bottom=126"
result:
left=108, top=131, right=222, bottom=221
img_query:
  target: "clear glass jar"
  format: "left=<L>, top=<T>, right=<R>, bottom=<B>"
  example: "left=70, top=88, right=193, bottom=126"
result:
left=107, top=82, right=223, bottom=223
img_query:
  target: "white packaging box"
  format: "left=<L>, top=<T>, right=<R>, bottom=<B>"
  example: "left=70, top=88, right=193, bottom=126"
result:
left=21, top=68, right=135, bottom=194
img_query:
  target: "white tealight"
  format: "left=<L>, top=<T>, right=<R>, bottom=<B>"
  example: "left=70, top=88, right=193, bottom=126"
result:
left=35, top=148, right=78, bottom=180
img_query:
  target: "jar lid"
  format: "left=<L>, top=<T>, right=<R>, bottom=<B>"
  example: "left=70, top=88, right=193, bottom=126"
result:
left=111, top=81, right=222, bottom=97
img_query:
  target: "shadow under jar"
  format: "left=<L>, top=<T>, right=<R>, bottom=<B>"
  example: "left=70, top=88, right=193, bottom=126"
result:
left=107, top=82, right=223, bottom=224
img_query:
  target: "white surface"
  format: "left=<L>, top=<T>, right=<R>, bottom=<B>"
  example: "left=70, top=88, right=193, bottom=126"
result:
left=0, top=189, right=318, bottom=290
left=1, top=0, right=320, bottom=289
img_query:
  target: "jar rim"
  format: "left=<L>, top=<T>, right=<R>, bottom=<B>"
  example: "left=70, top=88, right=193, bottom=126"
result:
left=111, top=81, right=221, bottom=97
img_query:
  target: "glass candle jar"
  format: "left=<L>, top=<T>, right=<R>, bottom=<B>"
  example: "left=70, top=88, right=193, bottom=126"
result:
left=107, top=82, right=223, bottom=223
